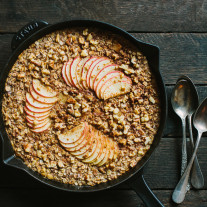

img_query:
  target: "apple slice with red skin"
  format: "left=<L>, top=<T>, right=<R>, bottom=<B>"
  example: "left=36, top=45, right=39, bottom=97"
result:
left=33, top=79, right=57, bottom=98
left=58, top=122, right=86, bottom=144
left=27, top=118, right=50, bottom=129
left=60, top=124, right=89, bottom=149
left=91, top=136, right=106, bottom=165
left=30, top=87, right=58, bottom=104
left=31, top=121, right=51, bottom=133
left=86, top=57, right=103, bottom=88
left=93, top=64, right=117, bottom=90
left=97, top=139, right=111, bottom=166
left=108, top=139, right=115, bottom=161
left=26, top=115, right=49, bottom=124
left=26, top=93, right=53, bottom=109
left=70, top=57, right=81, bottom=89
left=62, top=62, right=70, bottom=86
left=76, top=57, right=89, bottom=90
left=81, top=57, right=97, bottom=89
left=70, top=128, right=94, bottom=158
left=65, top=59, right=73, bottom=86
left=102, top=77, right=132, bottom=100
left=81, top=137, right=99, bottom=163
left=89, top=58, right=111, bottom=89
left=64, top=129, right=92, bottom=153
left=24, top=106, right=50, bottom=118
left=26, top=102, right=52, bottom=113
left=82, top=132, right=103, bottom=163
left=95, top=71, right=123, bottom=99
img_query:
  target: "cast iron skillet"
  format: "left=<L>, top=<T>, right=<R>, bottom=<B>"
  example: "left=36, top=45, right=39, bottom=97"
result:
left=0, top=20, right=167, bottom=207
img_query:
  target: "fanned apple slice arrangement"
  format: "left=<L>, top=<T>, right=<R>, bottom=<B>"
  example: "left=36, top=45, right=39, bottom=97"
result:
left=58, top=122, right=119, bottom=166
left=24, top=79, right=58, bottom=133
left=62, top=56, right=132, bottom=100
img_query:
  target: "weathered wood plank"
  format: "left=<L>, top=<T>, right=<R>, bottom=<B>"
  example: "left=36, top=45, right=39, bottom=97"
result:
left=133, top=33, right=207, bottom=84
left=1, top=0, right=207, bottom=33
left=0, top=137, right=207, bottom=189
left=0, top=188, right=206, bottom=207
left=1, top=33, right=207, bottom=84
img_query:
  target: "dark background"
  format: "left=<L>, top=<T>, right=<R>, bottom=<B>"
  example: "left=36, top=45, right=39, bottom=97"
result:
left=0, top=0, right=207, bottom=206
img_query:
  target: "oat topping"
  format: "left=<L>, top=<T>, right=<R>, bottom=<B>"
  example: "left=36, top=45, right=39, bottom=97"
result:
left=2, top=27, right=160, bottom=186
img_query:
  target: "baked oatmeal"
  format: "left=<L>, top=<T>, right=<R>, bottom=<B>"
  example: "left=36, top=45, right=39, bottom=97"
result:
left=2, top=27, right=160, bottom=186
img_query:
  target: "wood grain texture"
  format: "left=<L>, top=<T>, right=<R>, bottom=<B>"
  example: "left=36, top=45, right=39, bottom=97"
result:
left=1, top=33, right=207, bottom=84
left=1, top=137, right=207, bottom=189
left=0, top=189, right=206, bottom=207
left=1, top=0, right=207, bottom=33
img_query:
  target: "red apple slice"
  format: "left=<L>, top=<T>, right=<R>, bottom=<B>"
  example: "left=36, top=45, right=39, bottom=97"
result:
left=70, top=128, right=94, bottom=158
left=33, top=79, right=57, bottom=98
left=92, top=136, right=106, bottom=165
left=60, top=124, right=89, bottom=149
left=70, top=56, right=81, bottom=89
left=26, top=115, right=49, bottom=124
left=64, top=130, right=92, bottom=153
left=31, top=121, right=51, bottom=133
left=108, top=139, right=116, bottom=161
left=58, top=122, right=86, bottom=144
left=93, top=64, right=117, bottom=90
left=27, top=118, right=50, bottom=129
left=81, top=137, right=99, bottom=163
left=62, top=62, right=70, bottom=86
left=86, top=57, right=103, bottom=88
left=26, top=93, right=53, bottom=109
left=97, top=139, right=111, bottom=166
left=82, top=132, right=103, bottom=163
left=26, top=102, right=52, bottom=113
left=102, top=78, right=132, bottom=100
left=81, top=57, right=97, bottom=89
left=24, top=107, right=50, bottom=118
left=30, top=87, right=58, bottom=104
left=65, top=59, right=73, bottom=86
left=89, top=58, right=111, bottom=89
left=76, top=57, right=89, bottom=89
left=95, top=71, right=123, bottom=99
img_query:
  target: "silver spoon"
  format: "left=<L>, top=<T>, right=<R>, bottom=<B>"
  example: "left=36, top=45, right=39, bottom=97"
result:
left=182, top=76, right=204, bottom=189
left=171, top=80, right=191, bottom=190
left=172, top=97, right=207, bottom=203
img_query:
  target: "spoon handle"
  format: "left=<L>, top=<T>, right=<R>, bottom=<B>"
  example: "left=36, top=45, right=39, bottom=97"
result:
left=188, top=115, right=204, bottom=189
left=172, top=132, right=202, bottom=204
left=181, top=118, right=188, bottom=175
left=181, top=118, right=190, bottom=191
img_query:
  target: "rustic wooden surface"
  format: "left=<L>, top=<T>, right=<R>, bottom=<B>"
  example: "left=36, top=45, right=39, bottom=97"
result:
left=1, top=1, right=207, bottom=206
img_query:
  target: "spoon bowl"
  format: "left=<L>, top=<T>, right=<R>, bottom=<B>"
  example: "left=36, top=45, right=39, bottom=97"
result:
left=171, top=79, right=198, bottom=119
left=193, top=99, right=207, bottom=133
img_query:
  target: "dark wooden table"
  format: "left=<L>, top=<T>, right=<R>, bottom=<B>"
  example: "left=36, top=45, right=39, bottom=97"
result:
left=1, top=1, right=207, bottom=206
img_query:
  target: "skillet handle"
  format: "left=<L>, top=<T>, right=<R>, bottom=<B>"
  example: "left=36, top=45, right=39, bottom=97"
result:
left=11, top=20, right=48, bottom=50
left=129, top=175, right=165, bottom=207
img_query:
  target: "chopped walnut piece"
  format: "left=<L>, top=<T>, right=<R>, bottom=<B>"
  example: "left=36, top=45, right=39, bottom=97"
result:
left=83, top=29, right=88, bottom=36
left=42, top=69, right=50, bottom=75
left=81, top=49, right=88, bottom=57
left=58, top=160, right=64, bottom=168
left=131, top=56, right=137, bottom=64
left=86, top=34, right=93, bottom=41
left=119, top=139, right=127, bottom=145
left=24, top=143, right=33, bottom=153
left=119, top=64, right=135, bottom=74
left=79, top=37, right=85, bottom=44
left=149, top=96, right=155, bottom=104
left=112, top=43, right=122, bottom=52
